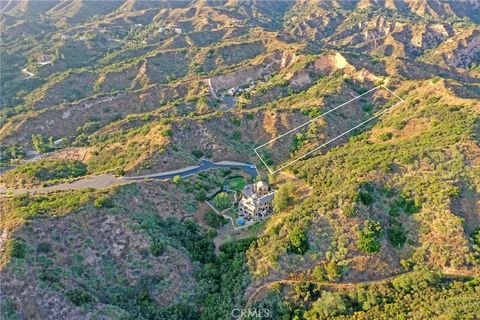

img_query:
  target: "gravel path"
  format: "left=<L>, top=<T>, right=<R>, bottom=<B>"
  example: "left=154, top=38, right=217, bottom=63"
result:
left=0, top=174, right=129, bottom=196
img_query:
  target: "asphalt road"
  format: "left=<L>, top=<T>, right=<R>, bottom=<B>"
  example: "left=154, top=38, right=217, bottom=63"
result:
left=125, top=160, right=258, bottom=180
left=0, top=160, right=259, bottom=195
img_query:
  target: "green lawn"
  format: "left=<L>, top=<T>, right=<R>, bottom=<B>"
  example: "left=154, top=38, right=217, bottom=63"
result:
left=224, top=176, right=246, bottom=191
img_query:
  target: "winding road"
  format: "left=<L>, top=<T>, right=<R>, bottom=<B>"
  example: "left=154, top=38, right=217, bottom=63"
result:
left=0, top=160, right=258, bottom=196
left=124, top=160, right=258, bottom=180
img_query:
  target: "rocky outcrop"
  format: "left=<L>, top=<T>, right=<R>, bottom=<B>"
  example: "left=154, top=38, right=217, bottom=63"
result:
left=410, top=24, right=455, bottom=51
left=289, top=53, right=356, bottom=89
left=288, top=52, right=381, bottom=89
left=289, top=70, right=312, bottom=88
left=444, top=30, right=480, bottom=68
left=313, top=52, right=353, bottom=73
left=207, top=51, right=295, bottom=94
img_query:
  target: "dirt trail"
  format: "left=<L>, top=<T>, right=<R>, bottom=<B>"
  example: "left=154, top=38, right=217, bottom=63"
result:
left=245, top=270, right=478, bottom=307
left=0, top=174, right=130, bottom=196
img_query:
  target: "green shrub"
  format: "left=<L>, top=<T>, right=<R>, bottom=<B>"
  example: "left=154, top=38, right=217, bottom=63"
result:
left=391, top=272, right=438, bottom=293
left=273, top=182, right=295, bottom=213
left=213, top=192, right=230, bottom=210
left=355, top=191, right=374, bottom=206
left=94, top=195, right=114, bottom=208
left=0, top=143, right=25, bottom=163
left=394, top=196, right=420, bottom=215
left=230, top=116, right=241, bottom=126
left=389, top=206, right=400, bottom=217
left=7, top=238, right=27, bottom=259
left=77, top=121, right=101, bottom=134
left=65, top=288, right=94, bottom=306
left=358, top=220, right=382, bottom=253
left=204, top=210, right=228, bottom=228
left=150, top=240, right=166, bottom=256
left=394, top=120, right=407, bottom=130
left=358, top=234, right=381, bottom=253
left=173, top=175, right=182, bottom=184
left=191, top=150, right=204, bottom=158
left=471, top=228, right=480, bottom=246
left=325, top=261, right=342, bottom=281
left=1, top=298, right=18, bottom=319
left=305, top=291, right=347, bottom=318
left=160, top=128, right=172, bottom=137
left=195, top=190, right=207, bottom=201
left=341, top=202, right=356, bottom=217
left=232, top=131, right=241, bottom=141
left=31, top=133, right=54, bottom=153
left=287, top=226, right=309, bottom=254
left=220, top=168, right=232, bottom=176
left=387, top=223, right=407, bottom=248
left=258, top=150, right=274, bottom=166
left=403, top=199, right=420, bottom=214
left=362, top=103, right=374, bottom=112
left=291, top=132, right=307, bottom=154
left=306, top=107, right=322, bottom=118
left=143, top=114, right=154, bottom=121
left=378, top=132, right=393, bottom=141
left=39, top=267, right=62, bottom=283
left=37, top=242, right=52, bottom=253
left=312, top=265, right=326, bottom=282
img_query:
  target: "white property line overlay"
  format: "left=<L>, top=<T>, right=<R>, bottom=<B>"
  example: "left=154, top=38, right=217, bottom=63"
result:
left=254, top=85, right=405, bottom=173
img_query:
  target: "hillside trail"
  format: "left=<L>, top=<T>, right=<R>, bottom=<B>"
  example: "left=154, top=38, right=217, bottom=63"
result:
left=245, top=269, right=478, bottom=307
left=0, top=174, right=128, bottom=196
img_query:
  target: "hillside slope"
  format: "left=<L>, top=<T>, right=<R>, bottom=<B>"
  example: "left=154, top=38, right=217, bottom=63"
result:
left=1, top=1, right=479, bottom=319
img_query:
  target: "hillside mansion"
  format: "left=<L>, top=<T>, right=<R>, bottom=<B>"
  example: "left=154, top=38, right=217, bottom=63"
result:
left=238, top=181, right=275, bottom=220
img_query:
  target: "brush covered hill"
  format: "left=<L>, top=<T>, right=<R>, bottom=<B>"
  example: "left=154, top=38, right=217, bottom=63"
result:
left=1, top=1, right=480, bottom=319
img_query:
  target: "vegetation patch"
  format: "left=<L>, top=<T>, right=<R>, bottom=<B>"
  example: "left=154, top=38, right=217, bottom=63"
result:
left=224, top=176, right=246, bottom=192
left=254, top=272, right=479, bottom=319
left=0, top=143, right=26, bottom=164
left=0, top=159, right=87, bottom=188
left=10, top=190, right=95, bottom=221
left=4, top=238, right=27, bottom=260
left=211, top=192, right=231, bottom=211
left=357, top=220, right=383, bottom=253
left=204, top=210, right=228, bottom=228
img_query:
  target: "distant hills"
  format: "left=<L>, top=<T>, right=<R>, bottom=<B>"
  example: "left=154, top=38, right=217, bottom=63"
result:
left=0, top=1, right=479, bottom=319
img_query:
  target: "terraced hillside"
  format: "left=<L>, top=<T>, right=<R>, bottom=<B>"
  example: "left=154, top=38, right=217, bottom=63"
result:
left=1, top=1, right=480, bottom=319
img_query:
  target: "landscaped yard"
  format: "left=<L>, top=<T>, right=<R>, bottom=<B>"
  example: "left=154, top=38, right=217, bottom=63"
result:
left=211, top=192, right=234, bottom=211
left=224, top=176, right=246, bottom=191
left=223, top=207, right=238, bottom=220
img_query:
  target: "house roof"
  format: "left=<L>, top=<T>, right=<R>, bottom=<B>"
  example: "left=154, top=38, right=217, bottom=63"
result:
left=241, top=184, right=254, bottom=197
left=241, top=182, right=274, bottom=203
left=257, top=193, right=274, bottom=204
left=255, top=181, right=267, bottom=188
